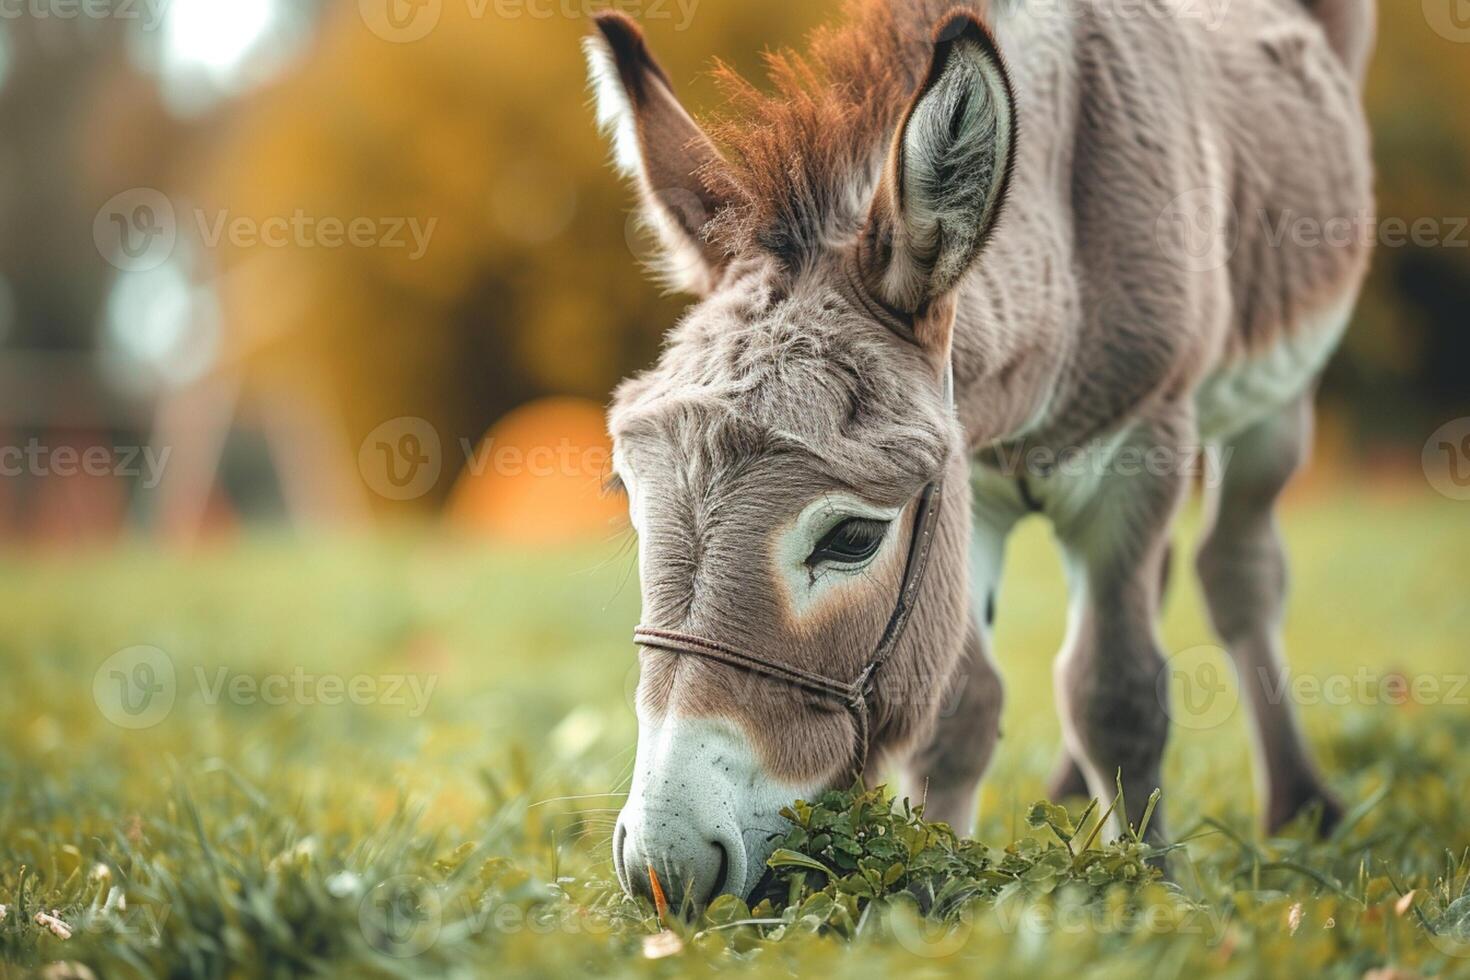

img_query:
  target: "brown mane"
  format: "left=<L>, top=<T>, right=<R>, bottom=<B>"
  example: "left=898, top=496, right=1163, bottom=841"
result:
left=703, top=0, right=978, bottom=268
left=596, top=0, right=1377, bottom=905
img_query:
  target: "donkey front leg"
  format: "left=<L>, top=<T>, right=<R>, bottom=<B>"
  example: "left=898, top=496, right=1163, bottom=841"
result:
left=1051, top=420, right=1191, bottom=845
left=903, top=618, right=1003, bottom=831
left=1196, top=395, right=1342, bottom=833
left=1046, top=542, right=1177, bottom=801
left=902, top=495, right=1019, bottom=833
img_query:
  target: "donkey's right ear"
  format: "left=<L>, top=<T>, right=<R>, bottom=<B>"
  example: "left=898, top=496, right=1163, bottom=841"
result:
left=584, top=12, right=731, bottom=295
left=857, top=13, right=1016, bottom=344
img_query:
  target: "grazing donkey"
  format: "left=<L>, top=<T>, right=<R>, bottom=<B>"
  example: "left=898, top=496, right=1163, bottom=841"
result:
left=586, top=0, right=1374, bottom=905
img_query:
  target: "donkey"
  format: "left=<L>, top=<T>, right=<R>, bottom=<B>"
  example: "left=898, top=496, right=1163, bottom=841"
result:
left=585, top=0, right=1374, bottom=905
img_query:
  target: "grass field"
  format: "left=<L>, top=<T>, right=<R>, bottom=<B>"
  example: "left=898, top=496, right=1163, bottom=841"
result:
left=2, top=489, right=1468, bottom=978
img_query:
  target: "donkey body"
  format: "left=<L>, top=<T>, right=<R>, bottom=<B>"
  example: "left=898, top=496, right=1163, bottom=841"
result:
left=587, top=0, right=1374, bottom=904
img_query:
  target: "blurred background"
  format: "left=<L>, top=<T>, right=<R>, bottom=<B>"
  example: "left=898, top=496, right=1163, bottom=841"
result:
left=0, top=0, right=1464, bottom=546
left=1, top=7, right=1467, bottom=973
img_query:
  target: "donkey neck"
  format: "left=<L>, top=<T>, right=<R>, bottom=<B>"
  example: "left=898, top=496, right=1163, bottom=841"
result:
left=945, top=3, right=1082, bottom=453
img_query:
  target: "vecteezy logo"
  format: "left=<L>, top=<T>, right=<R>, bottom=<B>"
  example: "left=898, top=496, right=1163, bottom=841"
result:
left=1162, top=0, right=1231, bottom=32
left=359, top=876, right=442, bottom=958
left=93, top=646, right=177, bottom=729
left=1157, top=645, right=1238, bottom=731
left=93, top=189, right=177, bottom=273
left=1155, top=187, right=1239, bottom=273
left=359, top=418, right=442, bottom=501
left=1426, top=894, right=1470, bottom=959
left=1424, top=0, right=1470, bottom=42
left=359, top=0, right=442, bottom=42
left=1424, top=418, right=1470, bottom=500
left=888, top=901, right=973, bottom=958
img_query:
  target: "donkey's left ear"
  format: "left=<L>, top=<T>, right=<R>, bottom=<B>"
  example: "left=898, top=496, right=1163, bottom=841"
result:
left=584, top=12, right=732, bottom=295
left=858, top=13, right=1016, bottom=338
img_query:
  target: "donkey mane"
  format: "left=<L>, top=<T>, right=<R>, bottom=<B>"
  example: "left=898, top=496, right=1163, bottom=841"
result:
left=596, top=0, right=1377, bottom=904
left=704, top=0, right=982, bottom=268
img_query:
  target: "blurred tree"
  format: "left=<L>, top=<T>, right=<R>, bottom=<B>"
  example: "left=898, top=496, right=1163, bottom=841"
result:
left=1334, top=10, right=1470, bottom=435
left=199, top=1, right=829, bottom=511
left=202, top=0, right=1466, bottom=514
left=1, top=0, right=1465, bottom=535
left=0, top=15, right=189, bottom=540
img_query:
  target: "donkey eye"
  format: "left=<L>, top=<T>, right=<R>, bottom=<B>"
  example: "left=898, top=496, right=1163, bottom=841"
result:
left=807, top=517, right=889, bottom=567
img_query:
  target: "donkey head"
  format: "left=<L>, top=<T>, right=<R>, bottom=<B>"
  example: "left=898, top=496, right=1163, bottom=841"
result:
left=584, top=8, right=1016, bottom=907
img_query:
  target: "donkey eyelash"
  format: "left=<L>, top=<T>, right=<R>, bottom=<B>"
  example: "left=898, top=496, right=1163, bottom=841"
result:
left=805, top=551, right=883, bottom=589
left=806, top=516, right=889, bottom=567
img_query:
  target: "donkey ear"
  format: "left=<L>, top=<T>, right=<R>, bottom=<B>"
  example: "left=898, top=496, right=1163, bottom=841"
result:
left=858, top=13, right=1016, bottom=332
left=584, top=12, right=730, bottom=295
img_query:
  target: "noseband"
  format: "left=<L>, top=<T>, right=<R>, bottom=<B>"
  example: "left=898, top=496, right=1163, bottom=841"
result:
left=632, top=476, right=945, bottom=779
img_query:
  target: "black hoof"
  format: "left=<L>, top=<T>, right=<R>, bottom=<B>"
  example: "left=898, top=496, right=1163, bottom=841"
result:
left=1267, top=786, right=1345, bottom=838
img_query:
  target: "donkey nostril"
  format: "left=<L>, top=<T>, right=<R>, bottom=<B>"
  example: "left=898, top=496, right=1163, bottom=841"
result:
left=706, top=841, right=730, bottom=905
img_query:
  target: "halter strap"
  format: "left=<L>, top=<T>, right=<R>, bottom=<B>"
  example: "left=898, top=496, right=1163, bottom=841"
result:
left=633, top=477, right=945, bottom=778
left=630, top=629, right=856, bottom=702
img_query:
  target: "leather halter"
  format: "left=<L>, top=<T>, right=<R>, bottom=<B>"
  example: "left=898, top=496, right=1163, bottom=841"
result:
left=632, top=363, right=954, bottom=779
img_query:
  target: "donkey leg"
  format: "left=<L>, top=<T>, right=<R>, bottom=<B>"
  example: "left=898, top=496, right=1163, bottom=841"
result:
left=1052, top=419, right=1191, bottom=845
left=1046, top=754, right=1091, bottom=800
left=1196, top=396, right=1343, bottom=834
left=1046, top=541, right=1176, bottom=801
left=903, top=495, right=1018, bottom=833
left=904, top=617, right=1003, bottom=831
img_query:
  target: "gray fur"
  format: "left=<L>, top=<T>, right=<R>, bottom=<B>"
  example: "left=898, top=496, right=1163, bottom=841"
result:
left=587, top=0, right=1374, bottom=901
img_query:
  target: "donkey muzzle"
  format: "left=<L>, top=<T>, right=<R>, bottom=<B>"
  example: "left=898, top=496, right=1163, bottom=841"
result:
left=613, top=716, right=809, bottom=907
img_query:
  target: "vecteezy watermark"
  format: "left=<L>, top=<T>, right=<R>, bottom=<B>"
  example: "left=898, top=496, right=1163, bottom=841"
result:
left=69, top=885, right=172, bottom=942
left=93, top=189, right=438, bottom=272
left=94, top=189, right=177, bottom=273
left=193, top=210, right=436, bottom=260
left=879, top=0, right=1231, bottom=45
left=461, top=437, right=612, bottom=481
left=1156, top=190, right=1470, bottom=271
left=1258, top=210, right=1470, bottom=251
left=0, top=440, right=171, bottom=488
left=93, top=647, right=439, bottom=729
left=94, top=646, right=178, bottom=730
left=621, top=657, right=969, bottom=721
left=1424, top=418, right=1470, bottom=501
left=1423, top=0, right=1470, bottom=43
left=990, top=895, right=1229, bottom=943
left=360, top=876, right=442, bottom=958
left=358, top=416, right=613, bottom=501
left=0, top=0, right=170, bottom=31
left=455, top=897, right=616, bottom=937
left=1155, top=187, right=1241, bottom=273
left=1022, top=0, right=1230, bottom=31
left=1259, top=668, right=1469, bottom=709
left=985, top=441, right=1235, bottom=487
left=1426, top=898, right=1470, bottom=959
left=887, top=889, right=1232, bottom=958
left=195, top=666, right=438, bottom=717
left=25, top=869, right=171, bottom=945
left=1159, top=648, right=1470, bottom=731
left=359, top=417, right=444, bottom=501
left=359, top=0, right=700, bottom=43
left=1157, top=645, right=1239, bottom=731
left=355, top=878, right=621, bottom=958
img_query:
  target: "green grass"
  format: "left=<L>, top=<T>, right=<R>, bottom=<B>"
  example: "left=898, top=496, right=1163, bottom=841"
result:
left=2, top=489, right=1469, bottom=977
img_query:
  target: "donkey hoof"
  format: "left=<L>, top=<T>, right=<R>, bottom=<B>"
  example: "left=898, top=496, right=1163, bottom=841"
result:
left=1267, top=786, right=1345, bottom=837
left=1045, top=756, right=1091, bottom=801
